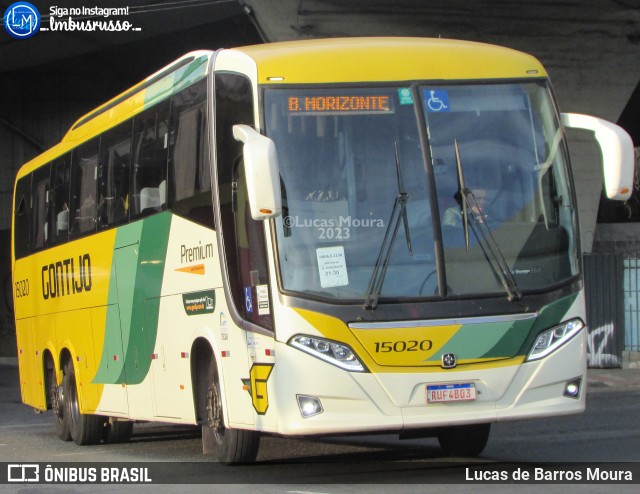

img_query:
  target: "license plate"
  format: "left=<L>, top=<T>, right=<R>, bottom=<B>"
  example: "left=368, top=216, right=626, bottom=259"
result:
left=426, top=383, right=476, bottom=403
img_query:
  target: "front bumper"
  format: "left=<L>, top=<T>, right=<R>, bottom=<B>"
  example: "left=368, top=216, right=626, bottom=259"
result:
left=267, top=329, right=586, bottom=435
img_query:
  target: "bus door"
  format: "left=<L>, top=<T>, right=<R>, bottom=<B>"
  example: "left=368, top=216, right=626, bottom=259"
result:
left=150, top=292, right=196, bottom=420
left=214, top=71, right=276, bottom=426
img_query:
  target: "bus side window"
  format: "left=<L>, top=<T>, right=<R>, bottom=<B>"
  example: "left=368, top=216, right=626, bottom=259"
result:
left=50, top=156, right=70, bottom=245
left=169, top=79, right=213, bottom=228
left=131, top=100, right=170, bottom=219
left=98, top=121, right=132, bottom=229
left=70, top=139, right=99, bottom=238
left=31, top=164, right=50, bottom=251
left=13, top=175, right=32, bottom=259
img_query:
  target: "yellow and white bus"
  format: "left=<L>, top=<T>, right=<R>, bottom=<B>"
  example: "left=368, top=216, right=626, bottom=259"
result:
left=12, top=38, right=635, bottom=463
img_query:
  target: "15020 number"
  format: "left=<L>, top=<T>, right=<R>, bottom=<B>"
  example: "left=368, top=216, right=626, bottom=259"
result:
left=15, top=278, right=29, bottom=298
left=374, top=340, right=432, bottom=353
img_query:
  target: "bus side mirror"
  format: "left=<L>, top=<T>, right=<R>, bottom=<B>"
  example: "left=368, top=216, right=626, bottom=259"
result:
left=561, top=113, right=635, bottom=201
left=232, top=124, right=282, bottom=220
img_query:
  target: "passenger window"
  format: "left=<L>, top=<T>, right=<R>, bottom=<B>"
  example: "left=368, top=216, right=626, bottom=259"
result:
left=98, top=122, right=132, bottom=228
left=50, top=155, right=70, bottom=245
left=169, top=79, right=212, bottom=227
left=131, top=100, right=170, bottom=219
left=13, top=175, right=32, bottom=259
left=70, top=139, right=99, bottom=238
left=31, top=165, right=50, bottom=251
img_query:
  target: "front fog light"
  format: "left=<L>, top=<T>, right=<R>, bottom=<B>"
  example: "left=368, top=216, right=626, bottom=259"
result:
left=563, top=377, right=582, bottom=399
left=297, top=395, right=323, bottom=418
left=527, top=319, right=584, bottom=361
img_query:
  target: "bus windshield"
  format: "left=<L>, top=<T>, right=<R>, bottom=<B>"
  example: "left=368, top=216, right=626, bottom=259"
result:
left=265, top=82, right=579, bottom=302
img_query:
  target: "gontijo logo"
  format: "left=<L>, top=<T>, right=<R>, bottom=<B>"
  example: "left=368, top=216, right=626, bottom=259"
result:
left=3, top=2, right=41, bottom=39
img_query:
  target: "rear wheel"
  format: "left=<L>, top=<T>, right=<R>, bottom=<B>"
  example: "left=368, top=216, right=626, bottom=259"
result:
left=48, top=361, right=70, bottom=441
left=64, top=361, right=105, bottom=445
left=437, top=423, right=491, bottom=457
left=202, top=363, right=260, bottom=464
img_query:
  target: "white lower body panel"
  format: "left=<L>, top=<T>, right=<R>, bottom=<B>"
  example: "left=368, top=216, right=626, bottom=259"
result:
left=270, top=330, right=586, bottom=435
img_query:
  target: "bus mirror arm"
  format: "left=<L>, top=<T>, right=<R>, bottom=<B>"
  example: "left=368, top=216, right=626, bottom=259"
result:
left=561, top=113, right=635, bottom=201
left=232, top=124, right=282, bottom=220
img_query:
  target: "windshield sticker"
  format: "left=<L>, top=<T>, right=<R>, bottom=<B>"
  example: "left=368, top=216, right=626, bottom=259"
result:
left=424, top=89, right=450, bottom=112
left=256, top=284, right=270, bottom=315
left=398, top=87, right=414, bottom=105
left=316, top=246, right=349, bottom=288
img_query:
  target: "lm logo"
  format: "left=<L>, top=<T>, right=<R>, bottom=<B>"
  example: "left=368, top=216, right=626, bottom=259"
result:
left=3, top=2, right=41, bottom=39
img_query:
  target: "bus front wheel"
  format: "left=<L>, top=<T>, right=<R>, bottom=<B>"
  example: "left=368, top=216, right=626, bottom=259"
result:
left=202, top=366, right=260, bottom=464
left=63, top=361, right=105, bottom=445
left=437, top=423, right=491, bottom=457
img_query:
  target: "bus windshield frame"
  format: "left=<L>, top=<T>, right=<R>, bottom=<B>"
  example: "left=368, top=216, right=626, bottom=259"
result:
left=263, top=80, right=580, bottom=305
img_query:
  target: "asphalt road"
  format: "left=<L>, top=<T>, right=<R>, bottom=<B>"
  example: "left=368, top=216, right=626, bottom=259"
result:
left=1, top=364, right=639, bottom=493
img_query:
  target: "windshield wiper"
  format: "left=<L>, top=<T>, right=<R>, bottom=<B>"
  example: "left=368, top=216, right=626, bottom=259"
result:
left=363, top=142, right=413, bottom=310
left=454, top=140, right=471, bottom=251
left=454, top=139, right=522, bottom=302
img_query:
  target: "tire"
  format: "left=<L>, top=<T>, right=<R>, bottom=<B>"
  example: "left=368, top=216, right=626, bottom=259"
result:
left=63, top=361, right=105, bottom=445
left=103, top=419, right=133, bottom=444
left=437, top=423, right=491, bottom=457
left=49, top=362, right=71, bottom=441
left=202, top=364, right=260, bottom=464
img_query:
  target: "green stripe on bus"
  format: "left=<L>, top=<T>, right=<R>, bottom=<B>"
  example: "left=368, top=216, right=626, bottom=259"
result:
left=483, top=293, right=580, bottom=359
left=143, top=54, right=208, bottom=108
left=93, top=213, right=172, bottom=385
left=120, top=212, right=172, bottom=384
left=436, top=322, right=529, bottom=361
left=513, top=292, right=580, bottom=356
left=93, top=221, right=143, bottom=384
left=425, top=293, right=579, bottom=361
left=172, top=54, right=208, bottom=93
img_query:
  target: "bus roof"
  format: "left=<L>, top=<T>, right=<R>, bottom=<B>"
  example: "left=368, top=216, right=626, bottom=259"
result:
left=64, top=50, right=213, bottom=143
left=232, top=37, right=547, bottom=85
left=68, top=37, right=546, bottom=143
left=16, top=50, right=213, bottom=178
left=16, top=38, right=547, bottom=179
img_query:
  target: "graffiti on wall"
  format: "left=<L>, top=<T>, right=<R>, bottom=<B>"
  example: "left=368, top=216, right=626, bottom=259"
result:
left=587, top=325, right=621, bottom=368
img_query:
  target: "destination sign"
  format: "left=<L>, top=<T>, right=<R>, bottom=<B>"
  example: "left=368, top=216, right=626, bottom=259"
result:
left=287, top=94, right=394, bottom=115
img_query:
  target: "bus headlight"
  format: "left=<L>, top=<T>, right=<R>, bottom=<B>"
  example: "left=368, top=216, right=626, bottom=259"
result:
left=289, top=335, right=367, bottom=372
left=526, top=319, right=584, bottom=362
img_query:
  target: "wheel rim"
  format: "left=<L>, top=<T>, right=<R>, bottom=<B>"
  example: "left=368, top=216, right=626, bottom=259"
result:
left=68, top=374, right=80, bottom=429
left=207, top=382, right=225, bottom=444
left=50, top=367, right=63, bottom=418
left=53, top=383, right=64, bottom=419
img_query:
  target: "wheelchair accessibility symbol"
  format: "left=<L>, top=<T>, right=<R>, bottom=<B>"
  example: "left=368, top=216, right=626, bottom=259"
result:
left=426, top=89, right=450, bottom=112
left=244, top=286, right=253, bottom=313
